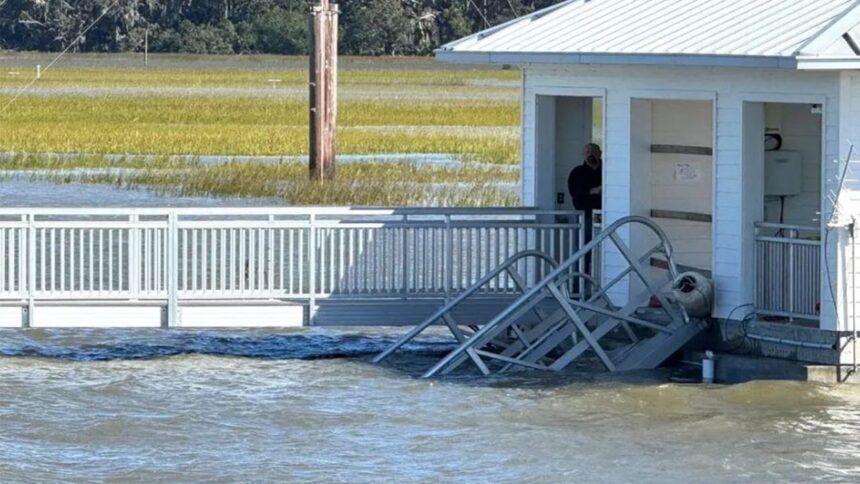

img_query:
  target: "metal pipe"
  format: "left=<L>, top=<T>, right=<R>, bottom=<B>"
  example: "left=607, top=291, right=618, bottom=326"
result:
left=745, top=333, right=834, bottom=350
left=852, top=219, right=857, bottom=371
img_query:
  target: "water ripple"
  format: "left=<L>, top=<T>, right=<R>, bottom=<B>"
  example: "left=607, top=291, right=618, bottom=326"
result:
left=1, top=328, right=859, bottom=482
left=0, top=328, right=456, bottom=362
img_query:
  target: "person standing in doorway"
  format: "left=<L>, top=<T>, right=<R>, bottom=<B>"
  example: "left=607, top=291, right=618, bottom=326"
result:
left=568, top=143, right=602, bottom=283
left=568, top=143, right=602, bottom=216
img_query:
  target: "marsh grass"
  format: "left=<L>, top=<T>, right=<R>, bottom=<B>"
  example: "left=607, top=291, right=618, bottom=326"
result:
left=0, top=153, right=191, bottom=170
left=0, top=61, right=520, bottom=163
left=1, top=155, right=516, bottom=181
left=0, top=121, right=518, bottom=163
left=0, top=95, right=519, bottom=163
left=30, top=160, right=519, bottom=206
left=0, top=55, right=519, bottom=89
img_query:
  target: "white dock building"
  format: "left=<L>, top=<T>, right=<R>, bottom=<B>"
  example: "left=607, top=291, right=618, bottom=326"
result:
left=438, top=0, right=860, bottom=339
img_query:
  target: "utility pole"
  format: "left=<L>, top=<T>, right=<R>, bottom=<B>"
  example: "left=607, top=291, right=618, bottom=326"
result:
left=309, top=0, right=338, bottom=181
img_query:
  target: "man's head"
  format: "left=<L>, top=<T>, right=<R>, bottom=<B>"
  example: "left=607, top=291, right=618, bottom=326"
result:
left=584, top=143, right=602, bottom=165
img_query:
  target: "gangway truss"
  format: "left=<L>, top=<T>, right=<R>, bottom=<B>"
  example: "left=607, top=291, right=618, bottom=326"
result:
left=374, top=216, right=708, bottom=378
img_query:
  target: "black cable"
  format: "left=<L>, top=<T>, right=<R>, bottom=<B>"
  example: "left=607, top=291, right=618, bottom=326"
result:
left=779, top=196, right=786, bottom=224
left=726, top=303, right=754, bottom=323
left=775, top=195, right=786, bottom=237
left=722, top=303, right=755, bottom=353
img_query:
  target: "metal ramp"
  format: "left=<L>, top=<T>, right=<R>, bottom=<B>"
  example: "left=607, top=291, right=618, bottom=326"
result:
left=374, top=216, right=707, bottom=378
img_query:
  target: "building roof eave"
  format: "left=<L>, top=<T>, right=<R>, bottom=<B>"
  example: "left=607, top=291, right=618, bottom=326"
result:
left=796, top=56, right=860, bottom=70
left=435, top=50, right=799, bottom=70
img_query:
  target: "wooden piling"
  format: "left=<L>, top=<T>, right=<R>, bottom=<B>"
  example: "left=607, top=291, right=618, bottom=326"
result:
left=309, top=0, right=338, bottom=181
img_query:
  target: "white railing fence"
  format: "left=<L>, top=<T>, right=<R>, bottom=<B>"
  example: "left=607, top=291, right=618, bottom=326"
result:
left=0, top=208, right=588, bottom=324
left=755, top=222, right=821, bottom=320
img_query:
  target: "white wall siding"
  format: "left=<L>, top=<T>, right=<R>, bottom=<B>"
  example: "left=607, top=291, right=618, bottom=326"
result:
left=522, top=64, right=841, bottom=322
left=714, top=97, right=744, bottom=321
left=834, top=72, right=860, bottom=332
left=521, top=70, right=535, bottom=207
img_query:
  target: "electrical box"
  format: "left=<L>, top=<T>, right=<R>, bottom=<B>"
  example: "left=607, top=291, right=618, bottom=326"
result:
left=765, top=150, right=803, bottom=196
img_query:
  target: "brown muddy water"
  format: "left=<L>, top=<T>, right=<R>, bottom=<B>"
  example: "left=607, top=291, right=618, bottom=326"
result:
left=0, top=327, right=859, bottom=483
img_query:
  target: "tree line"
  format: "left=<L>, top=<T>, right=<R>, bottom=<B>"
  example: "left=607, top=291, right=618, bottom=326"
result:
left=0, top=1, right=561, bottom=56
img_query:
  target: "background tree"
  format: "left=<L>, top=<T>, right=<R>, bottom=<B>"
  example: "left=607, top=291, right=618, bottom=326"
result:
left=340, top=0, right=412, bottom=56
left=0, top=0, right=565, bottom=55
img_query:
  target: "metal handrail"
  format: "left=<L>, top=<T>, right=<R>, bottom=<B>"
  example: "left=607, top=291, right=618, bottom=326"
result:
left=755, top=237, right=820, bottom=246
left=755, top=222, right=821, bottom=244
left=422, top=216, right=687, bottom=378
left=0, top=207, right=583, bottom=217
left=372, top=250, right=560, bottom=363
left=0, top=207, right=587, bottom=327
left=755, top=222, right=819, bottom=233
left=754, top=220, right=821, bottom=321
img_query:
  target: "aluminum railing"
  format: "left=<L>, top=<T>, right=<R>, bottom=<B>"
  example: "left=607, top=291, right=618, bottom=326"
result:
left=0, top=207, right=587, bottom=325
left=755, top=222, right=821, bottom=320
left=416, top=216, right=693, bottom=378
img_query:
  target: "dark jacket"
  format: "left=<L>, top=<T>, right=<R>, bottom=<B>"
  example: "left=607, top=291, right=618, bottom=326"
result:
left=568, top=161, right=602, bottom=211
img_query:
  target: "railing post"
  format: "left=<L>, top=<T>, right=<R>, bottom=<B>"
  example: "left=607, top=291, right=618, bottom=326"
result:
left=308, top=213, right=317, bottom=325
left=25, top=213, right=35, bottom=328
left=577, top=212, right=586, bottom=297
left=851, top=222, right=857, bottom=369
left=401, top=214, right=409, bottom=298
left=268, top=214, right=275, bottom=295
left=788, top=233, right=795, bottom=318
left=166, top=212, right=179, bottom=327
left=445, top=214, right=453, bottom=301
left=753, top=225, right=759, bottom=314
left=129, top=213, right=140, bottom=299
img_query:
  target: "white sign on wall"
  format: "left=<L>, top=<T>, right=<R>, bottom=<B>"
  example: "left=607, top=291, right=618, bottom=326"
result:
left=674, top=163, right=701, bottom=182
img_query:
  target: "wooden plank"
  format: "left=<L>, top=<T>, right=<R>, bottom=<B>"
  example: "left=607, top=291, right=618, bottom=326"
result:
left=650, top=209, right=712, bottom=223
left=650, top=257, right=712, bottom=279
left=650, top=144, right=713, bottom=156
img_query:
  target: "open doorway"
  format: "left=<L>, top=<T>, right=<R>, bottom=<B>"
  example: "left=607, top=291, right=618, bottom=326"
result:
left=534, top=95, right=604, bottom=212
left=533, top=94, right=604, bottom=290
left=743, top=101, right=823, bottom=322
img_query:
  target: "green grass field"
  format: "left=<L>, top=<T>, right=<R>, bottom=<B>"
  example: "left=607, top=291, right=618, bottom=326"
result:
left=0, top=54, right=521, bottom=206
left=0, top=96, right=518, bottom=162
left=0, top=55, right=519, bottom=161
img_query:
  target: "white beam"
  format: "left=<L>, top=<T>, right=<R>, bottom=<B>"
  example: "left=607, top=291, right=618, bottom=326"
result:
left=798, top=1, right=860, bottom=56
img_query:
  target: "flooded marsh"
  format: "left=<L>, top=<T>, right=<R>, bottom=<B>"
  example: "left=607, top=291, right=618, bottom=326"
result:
left=0, top=53, right=519, bottom=206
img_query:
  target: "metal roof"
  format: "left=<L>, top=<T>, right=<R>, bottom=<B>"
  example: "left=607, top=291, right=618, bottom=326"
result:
left=438, top=0, right=860, bottom=69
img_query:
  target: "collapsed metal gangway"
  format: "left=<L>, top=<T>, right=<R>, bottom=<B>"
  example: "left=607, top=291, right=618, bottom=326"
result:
left=374, top=216, right=707, bottom=378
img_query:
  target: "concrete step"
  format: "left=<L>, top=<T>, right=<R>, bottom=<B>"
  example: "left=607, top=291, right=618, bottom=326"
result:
left=687, top=319, right=843, bottom=365
left=685, top=350, right=860, bottom=384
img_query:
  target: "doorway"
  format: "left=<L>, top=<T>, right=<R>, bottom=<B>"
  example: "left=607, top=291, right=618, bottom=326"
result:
left=534, top=95, right=604, bottom=212
left=743, top=101, right=823, bottom=321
